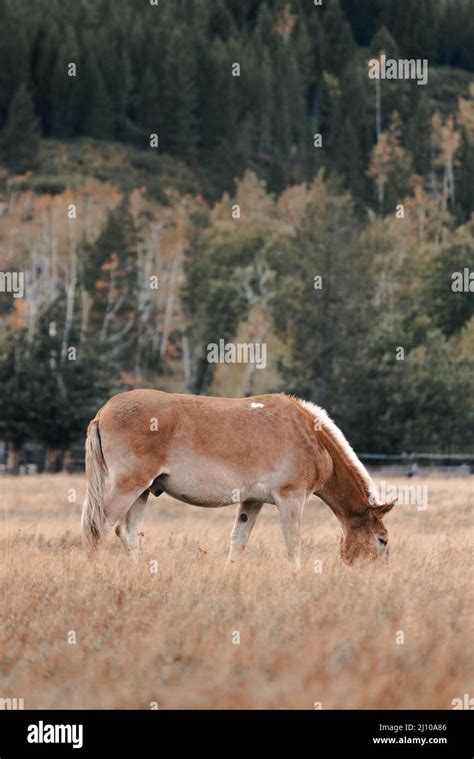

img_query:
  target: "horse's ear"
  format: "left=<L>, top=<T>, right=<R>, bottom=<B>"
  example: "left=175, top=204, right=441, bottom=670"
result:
left=370, top=498, right=397, bottom=516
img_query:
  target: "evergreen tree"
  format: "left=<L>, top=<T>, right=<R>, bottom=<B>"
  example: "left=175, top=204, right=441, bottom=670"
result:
left=303, top=10, right=324, bottom=86
left=27, top=295, right=114, bottom=467
left=0, top=1, right=28, bottom=127
left=340, top=63, right=371, bottom=166
left=319, top=71, right=342, bottom=155
left=269, top=46, right=295, bottom=191
left=390, top=330, right=463, bottom=451
left=50, top=26, right=83, bottom=138
left=102, top=46, right=133, bottom=135
left=0, top=299, right=114, bottom=471
left=208, top=1, right=235, bottom=40
left=457, top=84, right=474, bottom=219
left=32, top=21, right=61, bottom=135
left=0, top=82, right=40, bottom=171
left=404, top=0, right=439, bottom=61
left=82, top=48, right=115, bottom=140
left=0, top=329, right=35, bottom=471
left=339, top=0, right=377, bottom=45
left=406, top=94, right=432, bottom=176
left=370, top=25, right=400, bottom=60
left=134, top=65, right=161, bottom=133
left=255, top=3, right=276, bottom=51
left=369, top=26, right=404, bottom=135
left=425, top=221, right=474, bottom=337
left=82, top=197, right=139, bottom=369
left=322, top=0, right=356, bottom=77
left=271, top=173, right=373, bottom=423
left=182, top=220, right=261, bottom=393
left=160, top=27, right=198, bottom=158
left=335, top=119, right=364, bottom=197
left=254, top=48, right=273, bottom=173
left=457, top=132, right=474, bottom=221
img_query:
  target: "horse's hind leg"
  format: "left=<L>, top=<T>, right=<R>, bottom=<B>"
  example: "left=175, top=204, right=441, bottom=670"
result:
left=225, top=502, right=263, bottom=567
left=275, top=492, right=306, bottom=571
left=98, top=483, right=145, bottom=550
left=115, top=491, right=149, bottom=560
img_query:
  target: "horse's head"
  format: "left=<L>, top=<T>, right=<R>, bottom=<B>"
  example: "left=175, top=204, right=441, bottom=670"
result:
left=340, top=500, right=396, bottom=565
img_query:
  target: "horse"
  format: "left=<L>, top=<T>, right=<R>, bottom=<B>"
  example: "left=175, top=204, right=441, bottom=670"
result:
left=81, top=389, right=396, bottom=568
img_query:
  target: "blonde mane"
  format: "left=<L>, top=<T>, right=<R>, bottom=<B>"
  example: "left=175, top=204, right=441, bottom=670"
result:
left=296, top=398, right=379, bottom=504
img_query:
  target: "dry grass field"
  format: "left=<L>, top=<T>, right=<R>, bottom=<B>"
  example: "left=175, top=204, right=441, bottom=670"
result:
left=0, top=473, right=472, bottom=710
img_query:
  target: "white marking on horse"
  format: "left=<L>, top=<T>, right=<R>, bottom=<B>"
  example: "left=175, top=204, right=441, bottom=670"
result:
left=250, top=402, right=264, bottom=409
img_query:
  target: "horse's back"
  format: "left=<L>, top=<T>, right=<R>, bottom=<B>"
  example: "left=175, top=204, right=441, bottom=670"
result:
left=97, top=389, right=310, bottom=470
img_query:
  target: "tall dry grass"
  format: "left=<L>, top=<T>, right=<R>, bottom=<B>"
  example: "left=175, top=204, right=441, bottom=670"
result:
left=0, top=474, right=472, bottom=709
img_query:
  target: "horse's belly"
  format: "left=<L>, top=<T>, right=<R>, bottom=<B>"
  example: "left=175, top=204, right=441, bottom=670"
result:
left=158, top=462, right=274, bottom=507
left=161, top=479, right=236, bottom=507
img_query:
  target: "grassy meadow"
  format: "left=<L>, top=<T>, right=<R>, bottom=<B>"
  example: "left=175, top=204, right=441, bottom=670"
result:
left=0, top=473, right=472, bottom=710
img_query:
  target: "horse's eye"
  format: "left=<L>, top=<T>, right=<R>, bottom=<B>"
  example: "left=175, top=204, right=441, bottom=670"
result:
left=378, top=537, right=388, bottom=546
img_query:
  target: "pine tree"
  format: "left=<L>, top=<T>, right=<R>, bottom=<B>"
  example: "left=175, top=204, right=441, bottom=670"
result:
left=406, top=95, right=432, bottom=176
left=269, top=46, right=295, bottom=191
left=0, top=328, right=34, bottom=471
left=255, top=3, right=276, bottom=51
left=339, top=0, right=376, bottom=45
left=82, top=197, right=139, bottom=368
left=208, top=2, right=235, bottom=40
left=0, top=1, right=28, bottom=127
left=457, top=83, right=474, bottom=219
left=340, top=63, right=371, bottom=161
left=32, top=21, right=61, bottom=135
left=457, top=132, right=474, bottom=221
left=82, top=49, right=115, bottom=140
left=425, top=221, right=474, bottom=337
left=370, top=26, right=400, bottom=60
left=303, top=10, right=324, bottom=85
left=160, top=27, right=198, bottom=158
left=319, top=71, right=342, bottom=155
left=102, top=47, right=133, bottom=135
left=404, top=0, right=439, bottom=61
left=271, top=172, right=374, bottom=435
left=322, top=0, right=356, bottom=77
left=369, top=26, right=403, bottom=137
left=50, top=26, right=83, bottom=138
left=134, top=65, right=161, bottom=133
left=335, top=119, right=363, bottom=197
left=27, top=294, right=113, bottom=467
left=254, top=48, right=273, bottom=169
left=0, top=82, right=40, bottom=171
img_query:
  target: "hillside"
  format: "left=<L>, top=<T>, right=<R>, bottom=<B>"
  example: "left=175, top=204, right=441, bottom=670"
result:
left=0, top=0, right=473, bottom=470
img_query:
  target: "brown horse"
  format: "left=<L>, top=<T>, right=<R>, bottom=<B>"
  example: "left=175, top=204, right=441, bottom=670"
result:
left=81, top=390, right=396, bottom=568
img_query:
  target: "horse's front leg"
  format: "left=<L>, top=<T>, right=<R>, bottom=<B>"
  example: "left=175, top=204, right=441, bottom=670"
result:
left=274, top=492, right=306, bottom=571
left=225, top=502, right=263, bottom=567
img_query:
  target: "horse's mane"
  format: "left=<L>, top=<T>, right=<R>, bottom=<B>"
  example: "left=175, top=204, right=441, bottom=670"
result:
left=295, top=398, right=379, bottom=504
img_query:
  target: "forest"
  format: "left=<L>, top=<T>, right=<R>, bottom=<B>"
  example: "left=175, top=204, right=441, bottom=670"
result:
left=0, top=0, right=473, bottom=470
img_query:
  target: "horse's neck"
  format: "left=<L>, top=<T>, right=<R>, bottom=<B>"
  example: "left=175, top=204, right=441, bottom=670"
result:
left=296, top=397, right=375, bottom=520
left=318, top=457, right=371, bottom=524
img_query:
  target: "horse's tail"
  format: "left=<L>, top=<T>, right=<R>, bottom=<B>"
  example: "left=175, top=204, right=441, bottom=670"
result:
left=81, top=413, right=108, bottom=548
